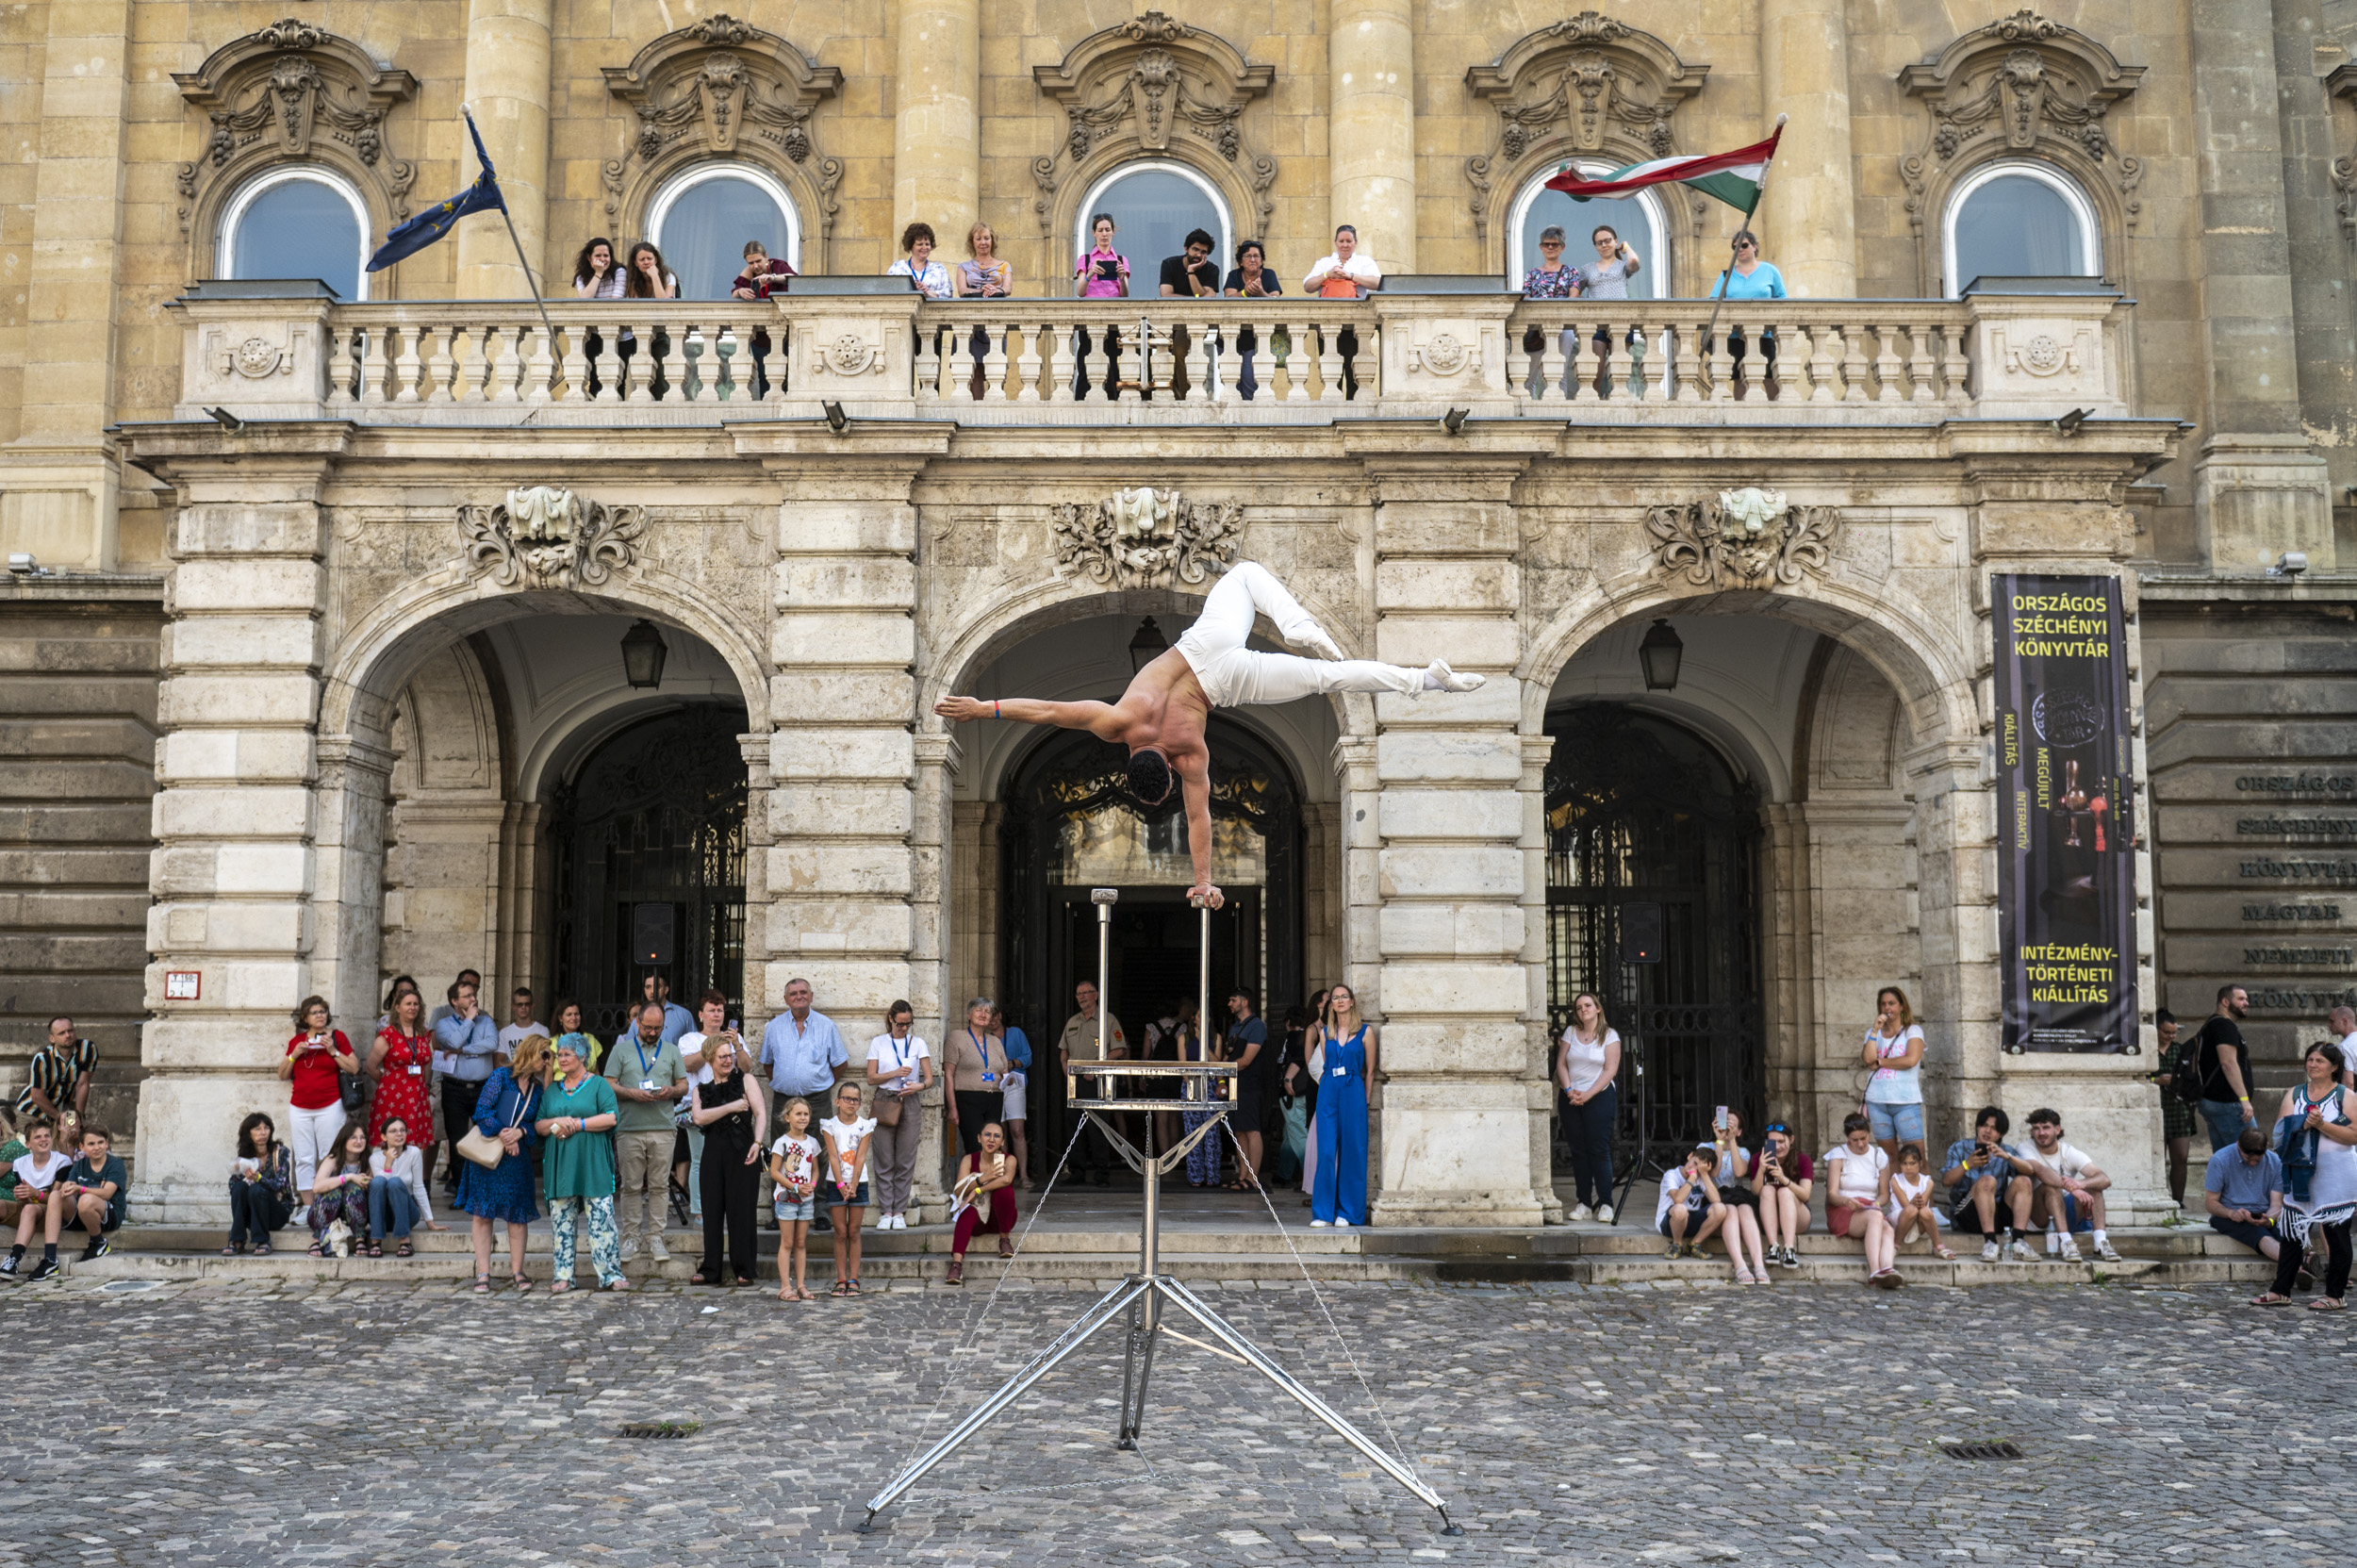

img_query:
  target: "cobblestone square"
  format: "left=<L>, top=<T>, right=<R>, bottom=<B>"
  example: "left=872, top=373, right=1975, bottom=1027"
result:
left=3, top=1275, right=2341, bottom=1566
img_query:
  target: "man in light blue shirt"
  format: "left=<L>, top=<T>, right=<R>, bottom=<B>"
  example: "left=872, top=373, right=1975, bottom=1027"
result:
left=430, top=978, right=502, bottom=1190
left=760, top=977, right=847, bottom=1230
left=641, top=973, right=695, bottom=1047
left=2203, top=1127, right=2286, bottom=1265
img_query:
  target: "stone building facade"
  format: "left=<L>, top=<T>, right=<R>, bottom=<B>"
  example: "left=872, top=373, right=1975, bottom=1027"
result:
left=1, top=2, right=2350, bottom=1224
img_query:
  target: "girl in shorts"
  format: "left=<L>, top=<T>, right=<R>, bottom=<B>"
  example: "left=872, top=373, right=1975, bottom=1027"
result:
left=767, top=1097, right=819, bottom=1301
left=820, top=1083, right=875, bottom=1296
left=1887, top=1142, right=1955, bottom=1262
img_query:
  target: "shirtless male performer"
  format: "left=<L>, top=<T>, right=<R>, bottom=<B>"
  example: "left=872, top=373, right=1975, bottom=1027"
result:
left=933, top=560, right=1482, bottom=908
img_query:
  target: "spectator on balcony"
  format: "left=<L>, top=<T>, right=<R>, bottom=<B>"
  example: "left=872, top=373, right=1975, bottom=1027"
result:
left=1574, top=225, right=1642, bottom=396
left=1223, top=239, right=1283, bottom=400
left=1707, top=230, right=1787, bottom=398
left=606, top=241, right=675, bottom=397
left=1303, top=224, right=1379, bottom=399
left=889, top=222, right=954, bottom=300
left=731, top=238, right=796, bottom=399
left=955, top=223, right=1013, bottom=399
left=1520, top=224, right=1581, bottom=397
left=1073, top=212, right=1131, bottom=399
left=1160, top=227, right=1222, bottom=400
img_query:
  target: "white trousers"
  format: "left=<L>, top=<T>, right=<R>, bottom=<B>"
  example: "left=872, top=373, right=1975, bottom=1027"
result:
left=289, top=1100, right=346, bottom=1195
left=1176, top=561, right=1425, bottom=708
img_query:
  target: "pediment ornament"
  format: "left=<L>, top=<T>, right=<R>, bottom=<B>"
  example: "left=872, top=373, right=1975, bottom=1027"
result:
left=1645, top=488, right=1838, bottom=588
left=1051, top=488, right=1243, bottom=589
left=457, top=487, right=648, bottom=589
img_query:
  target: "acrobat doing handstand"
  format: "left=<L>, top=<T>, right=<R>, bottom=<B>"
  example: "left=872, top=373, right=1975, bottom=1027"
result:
left=933, top=560, right=1483, bottom=909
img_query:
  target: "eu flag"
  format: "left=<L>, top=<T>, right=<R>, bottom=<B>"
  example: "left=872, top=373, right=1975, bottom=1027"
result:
left=367, top=112, right=505, bottom=272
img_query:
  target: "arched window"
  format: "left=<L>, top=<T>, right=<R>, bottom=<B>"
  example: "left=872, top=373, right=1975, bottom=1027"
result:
left=1073, top=162, right=1231, bottom=284
left=216, top=168, right=371, bottom=300
left=1942, top=162, right=2100, bottom=296
left=1507, top=166, right=1664, bottom=298
left=647, top=165, right=802, bottom=301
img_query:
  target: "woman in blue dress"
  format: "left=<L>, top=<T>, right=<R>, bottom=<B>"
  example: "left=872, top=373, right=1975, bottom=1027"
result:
left=458, top=1034, right=548, bottom=1292
left=1310, top=983, right=1377, bottom=1228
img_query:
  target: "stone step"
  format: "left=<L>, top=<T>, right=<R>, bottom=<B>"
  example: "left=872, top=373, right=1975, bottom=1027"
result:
left=1563, top=1222, right=2250, bottom=1260
left=120, top=1222, right=1370, bottom=1258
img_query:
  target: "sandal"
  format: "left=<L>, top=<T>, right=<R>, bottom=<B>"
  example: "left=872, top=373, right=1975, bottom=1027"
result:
left=549, top=1279, right=573, bottom=1295
left=510, top=1273, right=532, bottom=1292
left=253, top=1244, right=272, bottom=1256
left=306, top=1244, right=323, bottom=1258
left=799, top=1286, right=816, bottom=1302
left=778, top=1283, right=795, bottom=1300
left=221, top=1244, right=242, bottom=1256
left=831, top=1279, right=851, bottom=1297
left=2309, top=1296, right=2347, bottom=1312
left=396, top=1241, right=413, bottom=1258
left=472, top=1273, right=491, bottom=1294
left=1732, top=1267, right=1755, bottom=1285
left=1933, top=1245, right=1957, bottom=1261
left=605, top=1277, right=634, bottom=1292
left=733, top=1276, right=754, bottom=1287
left=2252, top=1292, right=2293, bottom=1306
left=849, top=1279, right=864, bottom=1295
left=366, top=1243, right=383, bottom=1259
left=689, top=1273, right=713, bottom=1286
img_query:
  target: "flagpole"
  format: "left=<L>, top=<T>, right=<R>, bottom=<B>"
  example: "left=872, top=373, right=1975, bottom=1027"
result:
left=1699, top=113, right=1786, bottom=386
left=463, top=105, right=560, bottom=350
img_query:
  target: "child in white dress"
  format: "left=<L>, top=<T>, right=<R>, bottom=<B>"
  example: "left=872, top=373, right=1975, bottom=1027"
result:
left=1886, top=1144, right=1956, bottom=1261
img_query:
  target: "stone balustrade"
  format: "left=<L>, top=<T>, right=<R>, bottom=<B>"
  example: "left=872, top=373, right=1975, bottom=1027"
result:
left=171, top=283, right=2132, bottom=428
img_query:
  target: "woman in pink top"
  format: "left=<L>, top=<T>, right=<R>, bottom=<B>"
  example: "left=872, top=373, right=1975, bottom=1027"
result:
left=1072, top=212, right=1129, bottom=399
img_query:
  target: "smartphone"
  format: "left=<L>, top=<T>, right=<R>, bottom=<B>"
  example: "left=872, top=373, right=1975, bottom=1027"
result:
left=1713, top=1105, right=1728, bottom=1133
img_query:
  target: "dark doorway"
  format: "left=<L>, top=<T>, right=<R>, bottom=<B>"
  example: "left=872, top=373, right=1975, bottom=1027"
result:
left=999, top=718, right=1301, bottom=1179
left=549, top=704, right=749, bottom=1037
left=1544, top=704, right=1763, bottom=1189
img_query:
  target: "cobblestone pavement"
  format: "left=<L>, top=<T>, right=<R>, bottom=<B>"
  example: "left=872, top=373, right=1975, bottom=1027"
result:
left=2, top=1274, right=2347, bottom=1566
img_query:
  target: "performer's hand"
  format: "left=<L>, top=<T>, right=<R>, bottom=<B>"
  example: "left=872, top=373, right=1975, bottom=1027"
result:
left=1188, top=883, right=1225, bottom=910
left=933, top=695, right=988, bottom=721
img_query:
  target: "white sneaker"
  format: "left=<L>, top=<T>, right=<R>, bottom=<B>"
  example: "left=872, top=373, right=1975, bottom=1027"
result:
left=1333, top=1218, right=1352, bottom=1229
left=1979, top=1240, right=2001, bottom=1263
left=2054, top=1238, right=2084, bottom=1263
left=1594, top=1204, right=1614, bottom=1225
left=648, top=1238, right=671, bottom=1263
left=1569, top=1203, right=1594, bottom=1223
left=1310, top=1218, right=1330, bottom=1228
left=1423, top=659, right=1485, bottom=694
left=893, top=1214, right=909, bottom=1230
left=2006, top=1239, right=2036, bottom=1263
left=2093, top=1237, right=2123, bottom=1263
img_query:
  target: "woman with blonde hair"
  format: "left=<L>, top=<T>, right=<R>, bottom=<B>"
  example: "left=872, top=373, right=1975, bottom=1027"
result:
left=1861, top=985, right=1927, bottom=1162
left=955, top=222, right=1013, bottom=397
left=1310, top=983, right=1377, bottom=1228
left=456, top=1032, right=548, bottom=1293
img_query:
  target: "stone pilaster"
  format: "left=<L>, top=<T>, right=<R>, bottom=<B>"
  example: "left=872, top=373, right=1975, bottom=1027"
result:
left=1327, top=0, right=1417, bottom=272
left=891, top=0, right=981, bottom=253
left=137, top=439, right=345, bottom=1221
left=454, top=0, right=553, bottom=299
left=2189, top=0, right=2332, bottom=572
left=1364, top=455, right=1538, bottom=1225
left=1756, top=0, right=1857, bottom=297
left=1, top=0, right=132, bottom=570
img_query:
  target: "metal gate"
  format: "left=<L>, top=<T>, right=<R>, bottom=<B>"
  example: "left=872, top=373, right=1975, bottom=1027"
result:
left=549, top=705, right=749, bottom=1038
left=1544, top=705, right=1763, bottom=1184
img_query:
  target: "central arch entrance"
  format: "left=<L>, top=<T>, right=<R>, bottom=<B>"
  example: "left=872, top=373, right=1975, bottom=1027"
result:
left=1000, top=717, right=1304, bottom=1176
left=1545, top=705, right=1763, bottom=1177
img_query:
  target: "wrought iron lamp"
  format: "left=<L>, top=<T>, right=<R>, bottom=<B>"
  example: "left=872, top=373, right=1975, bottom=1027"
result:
left=619, top=619, right=669, bottom=689
left=1128, top=616, right=1168, bottom=673
left=1638, top=619, right=1683, bottom=692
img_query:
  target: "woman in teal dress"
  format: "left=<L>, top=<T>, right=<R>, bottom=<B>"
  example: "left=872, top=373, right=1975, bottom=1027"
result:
left=536, top=1032, right=627, bottom=1292
left=457, top=1035, right=548, bottom=1292
left=1310, top=983, right=1376, bottom=1228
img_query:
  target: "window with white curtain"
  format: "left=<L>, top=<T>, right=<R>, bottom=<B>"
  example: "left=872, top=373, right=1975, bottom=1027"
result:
left=216, top=168, right=370, bottom=300
left=1942, top=163, right=2100, bottom=295
left=1506, top=167, right=1663, bottom=298
left=647, top=166, right=801, bottom=301
left=1073, top=163, right=1232, bottom=281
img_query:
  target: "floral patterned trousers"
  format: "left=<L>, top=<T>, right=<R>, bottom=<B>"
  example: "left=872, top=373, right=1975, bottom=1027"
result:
left=549, top=1194, right=623, bottom=1287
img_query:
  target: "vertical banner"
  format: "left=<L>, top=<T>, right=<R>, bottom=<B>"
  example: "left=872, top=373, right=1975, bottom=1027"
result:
left=1994, top=574, right=2137, bottom=1052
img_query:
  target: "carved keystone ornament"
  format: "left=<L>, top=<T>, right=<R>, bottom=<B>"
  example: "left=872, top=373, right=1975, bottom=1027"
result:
left=457, top=487, right=648, bottom=589
left=1645, top=487, right=1837, bottom=587
left=1051, top=487, right=1242, bottom=588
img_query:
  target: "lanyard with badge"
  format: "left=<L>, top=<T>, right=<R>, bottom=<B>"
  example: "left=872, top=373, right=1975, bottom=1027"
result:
left=889, top=1033, right=918, bottom=1095
left=967, top=1030, right=997, bottom=1087
left=633, top=1034, right=658, bottom=1096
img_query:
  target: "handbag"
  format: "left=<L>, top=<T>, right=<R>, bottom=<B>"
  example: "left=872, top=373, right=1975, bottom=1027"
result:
left=875, top=1089, right=904, bottom=1129
left=456, top=1077, right=532, bottom=1170
left=339, top=1069, right=371, bottom=1115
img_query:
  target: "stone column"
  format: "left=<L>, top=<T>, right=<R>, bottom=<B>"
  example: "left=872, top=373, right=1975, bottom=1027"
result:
left=138, top=439, right=345, bottom=1222
left=1327, top=0, right=1417, bottom=272
left=1756, top=0, right=1857, bottom=297
left=0, top=0, right=133, bottom=571
left=2188, top=0, right=2332, bottom=571
left=764, top=448, right=932, bottom=1207
left=1364, top=456, right=1539, bottom=1225
left=891, top=0, right=981, bottom=256
left=454, top=0, right=553, bottom=299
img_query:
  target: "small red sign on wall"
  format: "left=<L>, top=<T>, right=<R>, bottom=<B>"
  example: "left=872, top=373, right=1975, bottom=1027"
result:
left=165, top=970, right=201, bottom=1001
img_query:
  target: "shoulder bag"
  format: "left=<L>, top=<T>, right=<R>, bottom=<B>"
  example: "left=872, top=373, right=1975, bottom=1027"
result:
left=457, top=1077, right=532, bottom=1170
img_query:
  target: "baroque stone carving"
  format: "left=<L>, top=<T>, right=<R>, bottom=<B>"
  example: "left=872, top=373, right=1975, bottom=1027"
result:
left=1030, top=13, right=1278, bottom=240
left=173, top=21, right=419, bottom=235
left=1050, top=488, right=1243, bottom=588
left=1416, top=333, right=1471, bottom=376
left=226, top=336, right=292, bottom=378
left=1898, top=14, right=2147, bottom=278
left=1645, top=488, right=1837, bottom=588
left=602, top=16, right=846, bottom=255
left=1462, top=17, right=1709, bottom=248
left=456, top=487, right=648, bottom=589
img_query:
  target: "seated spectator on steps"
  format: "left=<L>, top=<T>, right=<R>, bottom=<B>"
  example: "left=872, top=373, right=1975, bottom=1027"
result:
left=2007, top=1108, right=2123, bottom=1263
left=2204, top=1126, right=2287, bottom=1268
left=1754, top=1120, right=1814, bottom=1268
left=945, top=1120, right=1019, bottom=1285
left=0, top=1107, right=25, bottom=1235
left=1711, top=1110, right=1772, bottom=1284
left=225, top=1112, right=295, bottom=1255
left=1887, top=1143, right=1955, bottom=1262
left=62, top=1124, right=127, bottom=1263
left=1943, top=1105, right=2034, bottom=1263
left=4, top=1119, right=75, bottom=1281
left=1826, top=1112, right=1902, bottom=1288
left=367, top=1116, right=439, bottom=1258
left=306, top=1121, right=373, bottom=1257
left=1656, top=1145, right=1728, bottom=1260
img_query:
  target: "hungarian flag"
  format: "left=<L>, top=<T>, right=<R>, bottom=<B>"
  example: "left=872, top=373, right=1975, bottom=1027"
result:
left=1544, top=125, right=1784, bottom=214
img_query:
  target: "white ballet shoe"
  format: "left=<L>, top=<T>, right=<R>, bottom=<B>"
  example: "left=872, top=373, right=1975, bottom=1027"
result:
left=1286, top=624, right=1346, bottom=662
left=1424, top=659, right=1485, bottom=694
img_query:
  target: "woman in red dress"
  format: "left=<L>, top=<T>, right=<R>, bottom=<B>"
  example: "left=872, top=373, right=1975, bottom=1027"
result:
left=369, top=987, right=437, bottom=1155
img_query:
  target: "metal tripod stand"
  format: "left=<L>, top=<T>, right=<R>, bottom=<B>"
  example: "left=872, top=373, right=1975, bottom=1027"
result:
left=861, top=888, right=1459, bottom=1535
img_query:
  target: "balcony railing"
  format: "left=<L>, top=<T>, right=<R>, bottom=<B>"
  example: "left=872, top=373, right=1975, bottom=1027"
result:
left=170, top=283, right=2132, bottom=430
